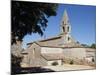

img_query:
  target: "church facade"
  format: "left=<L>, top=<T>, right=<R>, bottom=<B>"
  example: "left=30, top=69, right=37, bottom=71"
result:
left=21, top=10, right=95, bottom=67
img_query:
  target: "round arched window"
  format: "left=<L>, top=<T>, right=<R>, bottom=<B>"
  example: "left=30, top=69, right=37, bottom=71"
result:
left=67, top=26, right=69, bottom=32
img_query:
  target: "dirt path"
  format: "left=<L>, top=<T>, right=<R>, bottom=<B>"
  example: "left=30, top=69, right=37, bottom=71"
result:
left=43, top=64, right=95, bottom=71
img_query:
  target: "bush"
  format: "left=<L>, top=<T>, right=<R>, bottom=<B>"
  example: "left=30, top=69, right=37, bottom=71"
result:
left=11, top=54, right=23, bottom=74
left=92, top=58, right=95, bottom=62
left=69, top=60, right=74, bottom=65
left=52, top=62, right=58, bottom=66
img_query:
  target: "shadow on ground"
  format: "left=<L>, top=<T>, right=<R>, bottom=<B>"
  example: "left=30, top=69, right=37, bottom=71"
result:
left=11, top=67, right=55, bottom=75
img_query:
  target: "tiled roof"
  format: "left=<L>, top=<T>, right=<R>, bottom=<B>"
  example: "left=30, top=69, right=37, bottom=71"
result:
left=27, top=35, right=83, bottom=48
left=35, top=41, right=83, bottom=48
left=27, top=35, right=61, bottom=45
left=21, top=50, right=28, bottom=54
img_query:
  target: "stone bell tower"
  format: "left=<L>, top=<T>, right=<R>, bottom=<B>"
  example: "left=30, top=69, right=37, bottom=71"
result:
left=60, top=10, right=72, bottom=45
left=60, top=9, right=71, bottom=34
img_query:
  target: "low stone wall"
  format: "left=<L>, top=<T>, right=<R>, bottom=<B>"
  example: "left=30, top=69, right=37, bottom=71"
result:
left=62, top=57, right=96, bottom=67
left=62, top=57, right=83, bottom=65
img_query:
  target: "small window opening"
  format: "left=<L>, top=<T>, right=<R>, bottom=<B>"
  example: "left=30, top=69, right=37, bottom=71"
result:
left=63, top=26, right=65, bottom=32
left=68, top=37, right=70, bottom=41
left=67, top=26, right=69, bottom=32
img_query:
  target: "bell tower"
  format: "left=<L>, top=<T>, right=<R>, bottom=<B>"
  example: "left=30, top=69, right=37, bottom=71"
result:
left=60, top=10, right=72, bottom=45
left=60, top=10, right=71, bottom=35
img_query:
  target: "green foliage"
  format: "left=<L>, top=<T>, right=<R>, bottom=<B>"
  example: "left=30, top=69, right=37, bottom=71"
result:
left=11, top=1, right=58, bottom=44
left=90, top=43, right=96, bottom=49
left=11, top=54, right=23, bottom=74
left=92, top=58, right=95, bottom=62
left=69, top=60, right=74, bottom=65
left=52, top=62, right=58, bottom=66
left=81, top=44, right=89, bottom=47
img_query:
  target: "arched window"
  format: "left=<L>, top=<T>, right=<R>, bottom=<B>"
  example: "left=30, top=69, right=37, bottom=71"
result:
left=63, top=26, right=65, bottom=32
left=67, top=26, right=69, bottom=32
left=68, top=37, right=70, bottom=41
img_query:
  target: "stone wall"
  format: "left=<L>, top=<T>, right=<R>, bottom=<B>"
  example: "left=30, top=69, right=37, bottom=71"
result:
left=63, top=48, right=96, bottom=66
left=21, top=43, right=47, bottom=67
left=63, top=48, right=86, bottom=59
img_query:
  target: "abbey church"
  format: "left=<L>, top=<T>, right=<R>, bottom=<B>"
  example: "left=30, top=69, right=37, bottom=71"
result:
left=20, top=10, right=95, bottom=67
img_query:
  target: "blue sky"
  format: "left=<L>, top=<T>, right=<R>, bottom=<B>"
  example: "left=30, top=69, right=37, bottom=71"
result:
left=22, top=4, right=96, bottom=49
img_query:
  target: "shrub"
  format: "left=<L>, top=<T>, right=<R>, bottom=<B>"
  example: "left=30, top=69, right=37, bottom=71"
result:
left=52, top=62, right=58, bottom=66
left=92, top=58, right=95, bottom=62
left=69, top=60, right=74, bottom=65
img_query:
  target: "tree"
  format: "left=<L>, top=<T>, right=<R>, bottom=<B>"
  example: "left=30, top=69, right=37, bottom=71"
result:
left=11, top=40, right=23, bottom=74
left=81, top=44, right=89, bottom=47
left=11, top=54, right=23, bottom=74
left=11, top=1, right=58, bottom=44
left=11, top=1, right=58, bottom=74
left=90, top=43, right=96, bottom=49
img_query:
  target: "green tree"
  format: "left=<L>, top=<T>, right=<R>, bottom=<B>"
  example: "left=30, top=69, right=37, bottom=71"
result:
left=90, top=43, right=96, bottom=49
left=11, top=1, right=58, bottom=74
left=11, top=1, right=58, bottom=44
left=81, top=44, right=89, bottom=47
left=11, top=54, right=23, bottom=74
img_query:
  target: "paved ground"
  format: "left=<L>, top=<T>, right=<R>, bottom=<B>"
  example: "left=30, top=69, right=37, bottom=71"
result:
left=43, top=64, right=95, bottom=71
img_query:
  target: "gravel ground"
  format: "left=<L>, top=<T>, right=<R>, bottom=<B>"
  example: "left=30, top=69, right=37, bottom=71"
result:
left=43, top=64, right=95, bottom=71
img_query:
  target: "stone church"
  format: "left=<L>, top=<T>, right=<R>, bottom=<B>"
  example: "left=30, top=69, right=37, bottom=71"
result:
left=20, top=10, right=95, bottom=67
